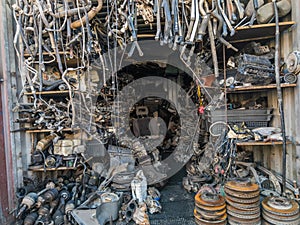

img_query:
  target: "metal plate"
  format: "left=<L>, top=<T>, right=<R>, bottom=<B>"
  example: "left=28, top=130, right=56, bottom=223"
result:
left=194, top=207, right=226, bottom=220
left=195, top=193, right=225, bottom=207
left=262, top=212, right=300, bottom=225
left=225, top=180, right=259, bottom=192
left=194, top=211, right=227, bottom=224
left=227, top=205, right=261, bottom=215
left=227, top=208, right=261, bottom=220
left=262, top=209, right=300, bottom=221
left=226, top=197, right=260, bottom=209
left=228, top=215, right=261, bottom=225
left=195, top=202, right=226, bottom=212
left=262, top=197, right=299, bottom=216
left=225, top=193, right=260, bottom=204
left=224, top=187, right=260, bottom=199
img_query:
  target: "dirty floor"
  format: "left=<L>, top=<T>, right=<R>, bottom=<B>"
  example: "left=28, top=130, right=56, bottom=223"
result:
left=149, top=169, right=196, bottom=225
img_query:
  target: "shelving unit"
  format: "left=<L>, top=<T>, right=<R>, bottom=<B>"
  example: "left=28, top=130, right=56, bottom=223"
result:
left=28, top=167, right=77, bottom=172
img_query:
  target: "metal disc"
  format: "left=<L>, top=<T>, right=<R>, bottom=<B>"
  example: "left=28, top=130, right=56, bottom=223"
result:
left=228, top=215, right=261, bottom=225
left=226, top=197, right=260, bottom=209
left=195, top=202, right=226, bottom=212
left=225, top=193, right=260, bottom=204
left=227, top=205, right=261, bottom=215
left=262, top=212, right=300, bottom=225
left=195, top=192, right=225, bottom=207
left=224, top=187, right=260, bottom=199
left=225, top=180, right=259, bottom=192
left=262, top=197, right=299, bottom=216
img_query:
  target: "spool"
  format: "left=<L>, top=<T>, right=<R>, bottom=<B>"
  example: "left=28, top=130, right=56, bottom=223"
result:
left=286, top=51, right=300, bottom=74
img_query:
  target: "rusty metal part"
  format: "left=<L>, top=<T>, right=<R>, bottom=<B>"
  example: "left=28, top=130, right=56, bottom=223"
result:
left=226, top=197, right=260, bottom=209
left=195, top=217, right=227, bottom=225
left=227, top=205, right=260, bottom=215
left=195, top=192, right=225, bottom=207
left=195, top=207, right=226, bottom=220
left=227, top=215, right=261, bottom=225
left=225, top=179, right=259, bottom=192
left=262, top=212, right=300, bottom=225
left=224, top=188, right=260, bottom=199
left=71, top=0, right=103, bottom=29
left=194, top=210, right=227, bottom=223
left=267, top=196, right=292, bottom=210
left=262, top=209, right=300, bottom=221
left=225, top=193, right=260, bottom=204
left=262, top=197, right=299, bottom=216
left=227, top=209, right=260, bottom=220
left=195, top=202, right=226, bottom=212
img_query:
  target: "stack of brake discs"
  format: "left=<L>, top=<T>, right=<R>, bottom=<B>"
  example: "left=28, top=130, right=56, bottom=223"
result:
left=225, top=179, right=261, bottom=225
left=194, top=191, right=227, bottom=225
left=262, top=196, right=300, bottom=225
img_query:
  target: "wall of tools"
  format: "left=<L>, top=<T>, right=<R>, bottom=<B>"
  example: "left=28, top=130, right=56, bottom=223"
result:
left=8, top=0, right=300, bottom=224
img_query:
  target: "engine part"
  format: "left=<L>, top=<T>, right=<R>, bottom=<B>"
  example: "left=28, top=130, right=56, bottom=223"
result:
left=132, top=203, right=150, bottom=225
left=36, top=134, right=58, bottom=152
left=257, top=0, right=291, bottom=24
left=96, top=192, right=121, bottom=225
left=131, top=170, right=147, bottom=204
left=16, top=192, right=38, bottom=218
left=283, top=72, right=297, bottom=84
left=24, top=212, right=38, bottom=225
left=236, top=54, right=275, bottom=85
left=286, top=51, right=300, bottom=74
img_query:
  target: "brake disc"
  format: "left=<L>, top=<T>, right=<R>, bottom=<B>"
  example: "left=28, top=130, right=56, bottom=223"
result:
left=227, top=209, right=261, bottom=220
left=228, top=215, right=261, bottom=225
left=195, top=202, right=226, bottom=211
left=262, top=197, right=299, bottom=216
left=195, top=192, right=225, bottom=207
left=225, top=193, right=260, bottom=204
left=194, top=211, right=227, bottom=224
left=227, top=205, right=261, bottom=215
left=262, top=212, right=300, bottom=225
left=262, top=208, right=300, bottom=221
left=224, top=187, right=260, bottom=199
left=225, top=179, right=259, bottom=192
left=195, top=206, right=226, bottom=220
left=226, top=197, right=260, bottom=209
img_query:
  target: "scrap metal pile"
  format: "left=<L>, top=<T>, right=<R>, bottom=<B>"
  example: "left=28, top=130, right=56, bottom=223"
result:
left=11, top=0, right=297, bottom=224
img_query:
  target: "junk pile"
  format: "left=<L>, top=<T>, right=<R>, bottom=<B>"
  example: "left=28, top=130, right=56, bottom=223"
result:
left=15, top=169, right=162, bottom=225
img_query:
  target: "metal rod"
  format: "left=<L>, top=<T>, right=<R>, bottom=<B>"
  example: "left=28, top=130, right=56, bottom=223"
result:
left=273, top=0, right=287, bottom=195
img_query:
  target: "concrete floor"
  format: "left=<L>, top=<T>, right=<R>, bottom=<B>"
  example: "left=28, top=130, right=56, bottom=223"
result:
left=149, top=169, right=196, bottom=225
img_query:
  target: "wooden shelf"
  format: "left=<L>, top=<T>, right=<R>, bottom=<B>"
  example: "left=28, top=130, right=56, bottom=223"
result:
left=26, top=128, right=80, bottom=133
left=226, top=21, right=295, bottom=43
left=24, top=90, right=70, bottom=95
left=237, top=141, right=293, bottom=146
left=227, top=83, right=297, bottom=92
left=28, top=166, right=77, bottom=171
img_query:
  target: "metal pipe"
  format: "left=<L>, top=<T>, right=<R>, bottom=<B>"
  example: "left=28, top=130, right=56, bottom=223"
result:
left=273, top=0, right=287, bottom=195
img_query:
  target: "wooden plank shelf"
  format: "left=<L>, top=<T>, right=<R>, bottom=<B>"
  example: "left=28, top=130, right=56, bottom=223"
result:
left=237, top=141, right=293, bottom=146
left=227, top=83, right=297, bottom=92
left=24, top=90, right=70, bottom=95
left=28, top=166, right=77, bottom=172
left=226, top=21, right=296, bottom=43
left=26, top=128, right=80, bottom=133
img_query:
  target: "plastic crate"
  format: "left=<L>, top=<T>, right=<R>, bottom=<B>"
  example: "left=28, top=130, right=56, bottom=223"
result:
left=206, top=109, right=273, bottom=129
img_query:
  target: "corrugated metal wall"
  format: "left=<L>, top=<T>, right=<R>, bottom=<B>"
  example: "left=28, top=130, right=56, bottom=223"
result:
left=0, top=0, right=300, bottom=223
